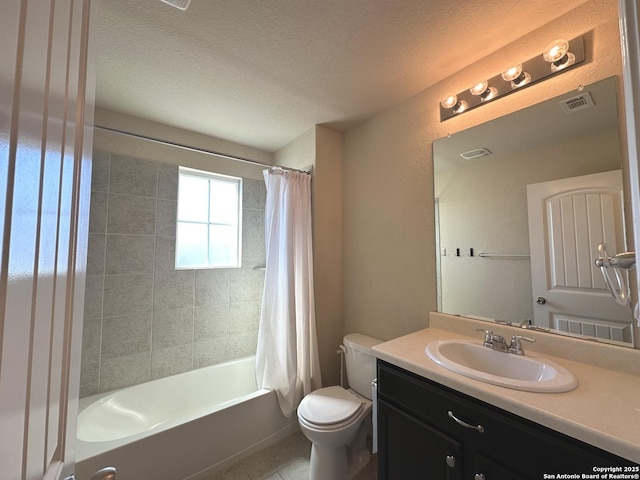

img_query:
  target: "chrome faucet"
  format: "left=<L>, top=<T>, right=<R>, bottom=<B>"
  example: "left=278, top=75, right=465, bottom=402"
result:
left=509, top=335, right=535, bottom=355
left=490, top=334, right=510, bottom=352
left=475, top=328, right=535, bottom=355
left=475, top=328, right=494, bottom=348
left=474, top=329, right=508, bottom=352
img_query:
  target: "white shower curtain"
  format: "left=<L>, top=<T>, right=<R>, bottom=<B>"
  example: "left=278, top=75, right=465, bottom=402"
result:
left=256, top=168, right=322, bottom=418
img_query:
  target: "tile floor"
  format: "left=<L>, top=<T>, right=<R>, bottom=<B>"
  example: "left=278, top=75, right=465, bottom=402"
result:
left=204, top=430, right=377, bottom=480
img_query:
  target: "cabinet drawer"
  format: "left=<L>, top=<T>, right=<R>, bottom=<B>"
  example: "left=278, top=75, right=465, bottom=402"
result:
left=377, top=360, right=636, bottom=478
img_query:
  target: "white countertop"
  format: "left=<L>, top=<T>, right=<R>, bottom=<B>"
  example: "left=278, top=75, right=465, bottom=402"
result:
left=372, top=317, right=640, bottom=464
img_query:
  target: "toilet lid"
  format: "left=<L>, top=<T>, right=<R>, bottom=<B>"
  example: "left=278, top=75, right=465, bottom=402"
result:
left=298, top=386, right=363, bottom=426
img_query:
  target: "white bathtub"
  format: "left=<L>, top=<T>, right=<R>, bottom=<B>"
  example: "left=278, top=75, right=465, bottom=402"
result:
left=75, top=356, right=297, bottom=480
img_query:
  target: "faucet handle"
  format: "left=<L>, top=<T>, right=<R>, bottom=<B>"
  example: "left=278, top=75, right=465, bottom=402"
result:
left=474, top=328, right=494, bottom=347
left=509, top=335, right=535, bottom=355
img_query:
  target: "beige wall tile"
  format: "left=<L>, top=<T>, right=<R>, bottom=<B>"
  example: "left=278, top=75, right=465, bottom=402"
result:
left=105, top=234, right=155, bottom=274
left=107, top=193, right=156, bottom=235
left=157, top=163, right=178, bottom=199
left=195, top=269, right=231, bottom=307
left=103, top=273, right=153, bottom=317
left=91, top=150, right=110, bottom=193
left=100, top=352, right=151, bottom=391
left=101, top=312, right=152, bottom=359
left=110, top=154, right=158, bottom=197
left=228, top=331, right=258, bottom=358
left=155, top=198, right=177, bottom=236
left=86, top=233, right=106, bottom=275
left=193, top=337, right=230, bottom=368
left=83, top=275, right=104, bottom=319
left=151, top=344, right=193, bottom=379
left=194, top=303, right=229, bottom=340
left=229, top=301, right=260, bottom=335
left=89, top=190, right=108, bottom=233
left=153, top=306, right=194, bottom=348
left=154, top=270, right=194, bottom=311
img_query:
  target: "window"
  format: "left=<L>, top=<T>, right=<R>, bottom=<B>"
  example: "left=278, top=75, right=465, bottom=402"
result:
left=176, top=167, right=242, bottom=269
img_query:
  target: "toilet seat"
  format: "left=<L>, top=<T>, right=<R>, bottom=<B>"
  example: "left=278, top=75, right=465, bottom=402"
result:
left=297, top=386, right=364, bottom=429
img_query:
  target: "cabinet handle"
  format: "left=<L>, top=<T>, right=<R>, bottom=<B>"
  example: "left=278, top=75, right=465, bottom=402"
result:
left=445, top=455, right=456, bottom=468
left=475, top=474, right=486, bottom=480
left=447, top=410, right=485, bottom=433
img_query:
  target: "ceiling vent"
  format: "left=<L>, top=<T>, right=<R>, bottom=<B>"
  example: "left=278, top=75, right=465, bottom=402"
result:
left=460, top=148, right=492, bottom=160
left=559, top=91, right=595, bottom=114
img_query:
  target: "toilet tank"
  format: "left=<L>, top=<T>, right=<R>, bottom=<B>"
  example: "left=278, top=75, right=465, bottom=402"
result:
left=343, top=333, right=383, bottom=399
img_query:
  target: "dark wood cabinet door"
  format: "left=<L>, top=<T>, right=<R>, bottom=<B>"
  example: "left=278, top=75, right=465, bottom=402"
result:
left=378, top=399, right=462, bottom=480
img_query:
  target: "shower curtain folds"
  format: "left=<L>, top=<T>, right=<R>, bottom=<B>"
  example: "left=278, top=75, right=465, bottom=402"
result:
left=256, top=168, right=322, bottom=418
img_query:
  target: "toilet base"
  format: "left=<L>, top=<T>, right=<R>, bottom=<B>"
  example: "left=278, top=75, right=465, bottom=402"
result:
left=348, top=446, right=371, bottom=478
left=308, top=424, right=372, bottom=480
left=347, top=415, right=372, bottom=478
left=309, top=443, right=348, bottom=480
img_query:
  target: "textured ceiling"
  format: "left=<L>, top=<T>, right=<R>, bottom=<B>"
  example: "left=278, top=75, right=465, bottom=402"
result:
left=96, top=0, right=589, bottom=152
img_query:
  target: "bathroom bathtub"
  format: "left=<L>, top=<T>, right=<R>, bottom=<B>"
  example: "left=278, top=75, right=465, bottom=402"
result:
left=75, top=356, right=296, bottom=480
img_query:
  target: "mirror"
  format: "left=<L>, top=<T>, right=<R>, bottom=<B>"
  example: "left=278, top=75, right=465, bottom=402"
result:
left=434, top=76, right=635, bottom=347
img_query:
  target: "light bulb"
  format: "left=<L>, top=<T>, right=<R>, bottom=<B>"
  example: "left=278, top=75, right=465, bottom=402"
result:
left=543, top=39, right=575, bottom=72
left=501, top=63, right=531, bottom=88
left=501, top=64, right=521, bottom=81
left=470, top=81, right=489, bottom=96
left=470, top=81, right=497, bottom=102
left=440, top=95, right=458, bottom=109
left=440, top=95, right=467, bottom=115
left=543, top=39, right=569, bottom=62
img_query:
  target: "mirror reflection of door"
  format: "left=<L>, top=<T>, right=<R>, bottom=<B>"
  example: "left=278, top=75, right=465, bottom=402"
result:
left=527, top=170, right=634, bottom=344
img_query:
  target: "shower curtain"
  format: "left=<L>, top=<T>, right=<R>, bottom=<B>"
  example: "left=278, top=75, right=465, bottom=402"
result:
left=255, top=168, right=322, bottom=418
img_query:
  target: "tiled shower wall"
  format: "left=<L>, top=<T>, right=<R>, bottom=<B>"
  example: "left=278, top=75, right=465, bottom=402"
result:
left=80, top=151, right=266, bottom=397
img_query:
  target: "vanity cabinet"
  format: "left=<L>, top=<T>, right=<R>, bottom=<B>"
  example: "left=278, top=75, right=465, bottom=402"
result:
left=377, top=360, right=638, bottom=479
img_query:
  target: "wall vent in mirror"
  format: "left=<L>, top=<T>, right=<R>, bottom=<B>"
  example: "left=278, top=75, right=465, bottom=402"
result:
left=559, top=91, right=595, bottom=114
left=440, top=35, right=585, bottom=121
left=160, top=0, right=191, bottom=10
left=460, top=148, right=492, bottom=160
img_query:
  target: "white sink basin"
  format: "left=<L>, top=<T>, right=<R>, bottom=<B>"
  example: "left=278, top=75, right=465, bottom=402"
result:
left=425, top=340, right=578, bottom=393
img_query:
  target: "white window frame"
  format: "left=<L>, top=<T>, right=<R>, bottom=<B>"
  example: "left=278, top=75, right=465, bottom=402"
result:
left=176, top=166, right=243, bottom=269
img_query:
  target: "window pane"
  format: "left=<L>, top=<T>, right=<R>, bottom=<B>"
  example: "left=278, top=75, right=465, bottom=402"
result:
left=176, top=168, right=242, bottom=269
left=209, top=224, right=238, bottom=267
left=176, top=222, right=208, bottom=268
left=178, top=175, right=209, bottom=222
left=210, top=179, right=239, bottom=225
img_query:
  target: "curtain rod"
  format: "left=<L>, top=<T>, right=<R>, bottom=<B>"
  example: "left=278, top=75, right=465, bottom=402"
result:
left=267, top=166, right=311, bottom=175
left=94, top=124, right=272, bottom=169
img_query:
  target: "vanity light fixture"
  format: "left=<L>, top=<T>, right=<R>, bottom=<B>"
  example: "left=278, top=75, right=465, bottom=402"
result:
left=543, top=39, right=575, bottom=72
left=501, top=64, right=531, bottom=89
left=440, top=35, right=585, bottom=122
left=469, top=81, right=498, bottom=102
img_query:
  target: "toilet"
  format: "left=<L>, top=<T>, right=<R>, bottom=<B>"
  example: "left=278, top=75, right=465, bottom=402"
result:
left=297, top=333, right=382, bottom=480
